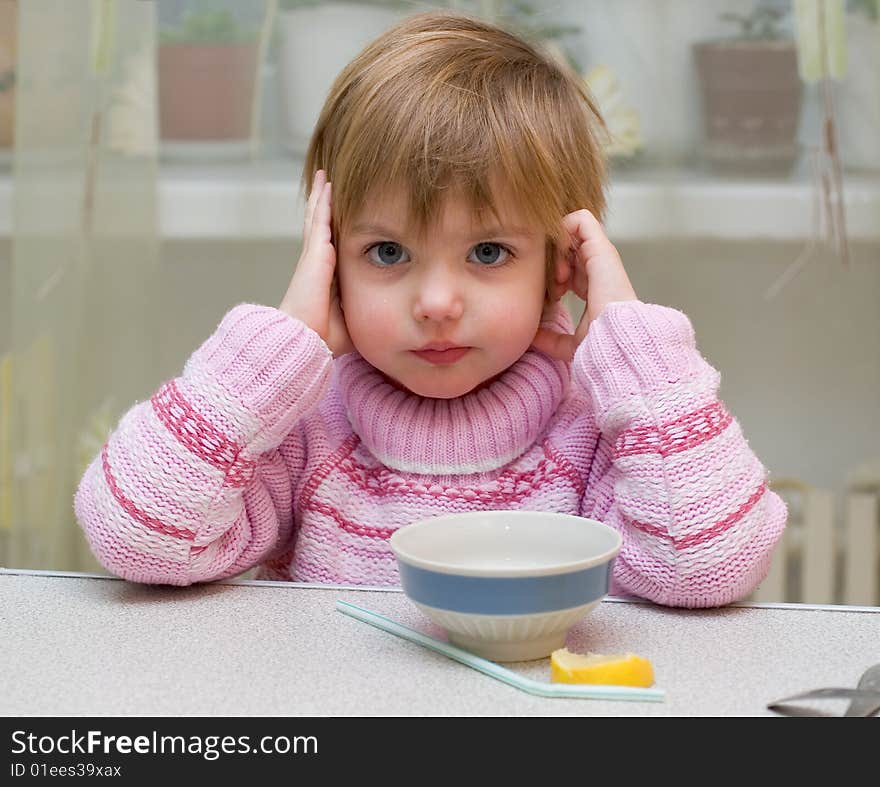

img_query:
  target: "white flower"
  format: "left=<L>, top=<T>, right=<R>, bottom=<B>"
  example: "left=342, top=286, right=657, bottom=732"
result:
left=584, top=64, right=643, bottom=159
left=107, top=46, right=157, bottom=157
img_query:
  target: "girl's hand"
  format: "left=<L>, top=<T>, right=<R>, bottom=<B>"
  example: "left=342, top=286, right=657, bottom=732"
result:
left=532, top=208, right=638, bottom=362
left=279, top=170, right=355, bottom=358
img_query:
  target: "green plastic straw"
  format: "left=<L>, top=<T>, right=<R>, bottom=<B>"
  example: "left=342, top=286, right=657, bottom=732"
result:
left=336, top=599, right=665, bottom=703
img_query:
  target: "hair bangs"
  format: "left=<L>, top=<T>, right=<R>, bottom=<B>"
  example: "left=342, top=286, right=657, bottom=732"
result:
left=302, top=10, right=609, bottom=294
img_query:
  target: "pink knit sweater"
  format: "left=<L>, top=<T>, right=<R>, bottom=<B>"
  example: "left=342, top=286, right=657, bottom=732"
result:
left=74, top=300, right=787, bottom=608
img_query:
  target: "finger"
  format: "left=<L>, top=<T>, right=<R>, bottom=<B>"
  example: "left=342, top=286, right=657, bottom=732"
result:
left=296, top=183, right=335, bottom=300
left=303, top=170, right=325, bottom=246
left=571, top=242, right=590, bottom=296
left=308, top=168, right=325, bottom=201
left=530, top=326, right=575, bottom=362
left=562, top=210, right=610, bottom=270
left=561, top=207, right=606, bottom=243
left=311, top=181, right=333, bottom=252
left=304, top=179, right=330, bottom=250
left=559, top=211, right=601, bottom=300
left=570, top=234, right=618, bottom=299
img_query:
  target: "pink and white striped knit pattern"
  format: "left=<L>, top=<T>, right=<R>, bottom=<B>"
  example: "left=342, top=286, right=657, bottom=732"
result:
left=74, top=300, right=787, bottom=608
left=573, top=302, right=787, bottom=607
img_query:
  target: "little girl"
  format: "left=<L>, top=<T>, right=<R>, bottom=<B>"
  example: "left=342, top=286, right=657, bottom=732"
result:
left=74, top=10, right=786, bottom=607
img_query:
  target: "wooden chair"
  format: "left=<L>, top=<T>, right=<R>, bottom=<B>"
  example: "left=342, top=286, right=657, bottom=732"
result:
left=843, top=466, right=880, bottom=606
left=752, top=477, right=879, bottom=606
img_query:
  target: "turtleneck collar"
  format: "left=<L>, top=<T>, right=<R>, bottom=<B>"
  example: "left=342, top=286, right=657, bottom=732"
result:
left=334, top=304, right=573, bottom=475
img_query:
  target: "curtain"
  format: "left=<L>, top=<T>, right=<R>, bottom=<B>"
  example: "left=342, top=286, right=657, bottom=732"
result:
left=3, top=0, right=159, bottom=571
left=0, top=1, right=877, bottom=603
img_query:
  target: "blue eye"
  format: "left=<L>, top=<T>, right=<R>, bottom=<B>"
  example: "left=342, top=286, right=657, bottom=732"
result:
left=469, top=242, right=510, bottom=266
left=364, top=241, right=512, bottom=268
left=366, top=242, right=408, bottom=266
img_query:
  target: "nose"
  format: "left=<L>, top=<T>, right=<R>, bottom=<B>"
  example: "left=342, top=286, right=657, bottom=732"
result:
left=411, top=264, right=465, bottom=323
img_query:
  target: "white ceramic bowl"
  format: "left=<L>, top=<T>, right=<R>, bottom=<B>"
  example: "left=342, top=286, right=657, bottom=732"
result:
left=389, top=510, right=621, bottom=662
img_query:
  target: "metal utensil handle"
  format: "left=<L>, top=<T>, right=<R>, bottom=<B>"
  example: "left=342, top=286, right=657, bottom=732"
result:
left=768, top=687, right=880, bottom=717
left=845, top=663, right=880, bottom=718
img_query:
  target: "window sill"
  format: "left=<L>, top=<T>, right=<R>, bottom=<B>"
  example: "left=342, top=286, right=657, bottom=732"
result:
left=1, top=156, right=878, bottom=241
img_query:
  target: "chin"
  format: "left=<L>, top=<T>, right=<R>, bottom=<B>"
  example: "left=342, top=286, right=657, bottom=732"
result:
left=399, top=378, right=475, bottom=399
left=380, top=368, right=488, bottom=399
left=371, top=349, right=517, bottom=399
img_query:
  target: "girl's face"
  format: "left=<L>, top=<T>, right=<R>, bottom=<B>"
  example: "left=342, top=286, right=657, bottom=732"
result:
left=337, top=184, right=547, bottom=399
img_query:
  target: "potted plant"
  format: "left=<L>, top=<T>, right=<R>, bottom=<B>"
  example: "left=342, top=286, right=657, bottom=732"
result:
left=0, top=0, right=16, bottom=159
left=693, top=1, right=804, bottom=173
left=277, top=0, right=410, bottom=156
left=158, top=2, right=264, bottom=158
left=277, top=0, right=589, bottom=156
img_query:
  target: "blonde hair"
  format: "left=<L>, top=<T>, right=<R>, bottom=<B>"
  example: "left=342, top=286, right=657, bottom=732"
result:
left=302, top=9, right=608, bottom=301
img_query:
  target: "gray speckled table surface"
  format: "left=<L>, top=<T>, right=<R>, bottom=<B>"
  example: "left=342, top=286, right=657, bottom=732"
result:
left=2, top=570, right=878, bottom=717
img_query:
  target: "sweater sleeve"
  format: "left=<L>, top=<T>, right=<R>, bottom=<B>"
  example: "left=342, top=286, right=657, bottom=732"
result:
left=73, top=304, right=334, bottom=586
left=574, top=301, right=787, bottom=608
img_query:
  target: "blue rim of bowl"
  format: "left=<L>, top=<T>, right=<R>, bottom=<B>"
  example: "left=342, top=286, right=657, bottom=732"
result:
left=397, top=559, right=615, bottom=614
left=389, top=510, right=622, bottom=578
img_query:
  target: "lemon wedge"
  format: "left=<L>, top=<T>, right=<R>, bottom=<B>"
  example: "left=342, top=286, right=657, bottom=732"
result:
left=550, top=648, right=655, bottom=687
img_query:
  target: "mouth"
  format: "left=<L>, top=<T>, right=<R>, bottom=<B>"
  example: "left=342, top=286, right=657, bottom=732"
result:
left=410, top=347, right=472, bottom=365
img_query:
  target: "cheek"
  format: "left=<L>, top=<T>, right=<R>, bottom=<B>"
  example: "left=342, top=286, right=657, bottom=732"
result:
left=340, top=282, right=398, bottom=342
left=480, top=286, right=544, bottom=338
